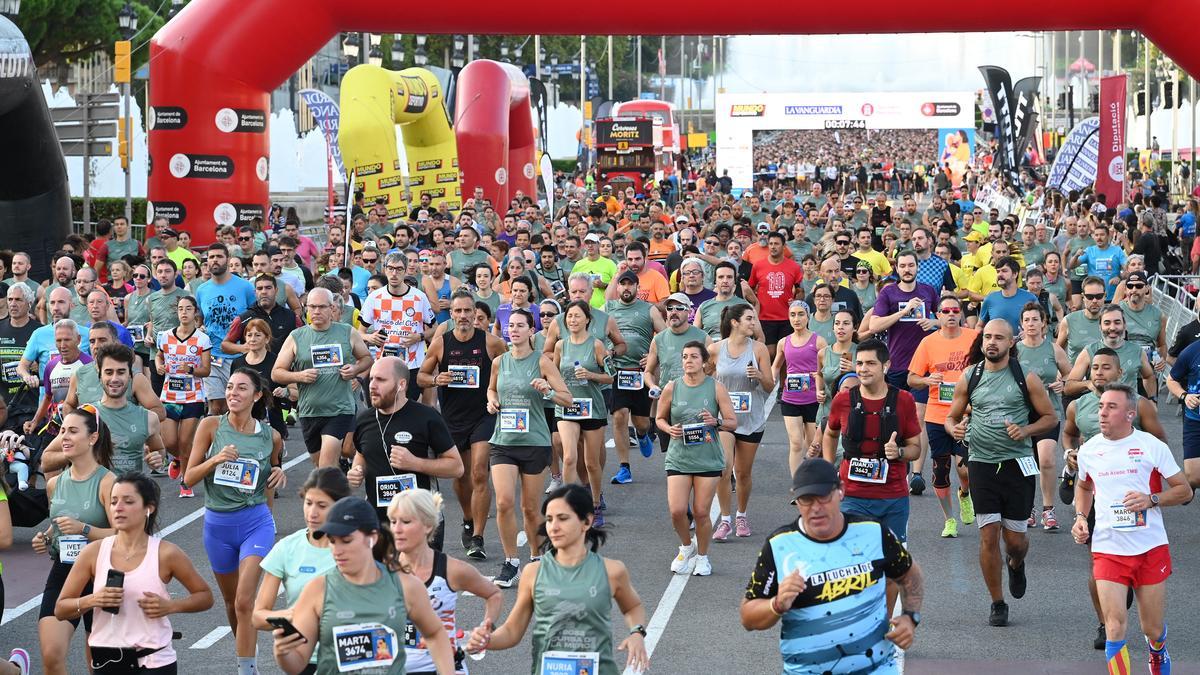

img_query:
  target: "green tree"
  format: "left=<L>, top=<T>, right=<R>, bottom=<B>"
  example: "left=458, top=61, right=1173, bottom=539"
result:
left=11, top=0, right=179, bottom=74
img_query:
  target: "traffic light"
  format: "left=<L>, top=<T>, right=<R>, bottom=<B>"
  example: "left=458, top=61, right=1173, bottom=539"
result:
left=1135, top=91, right=1146, bottom=117
left=118, top=118, right=129, bottom=170
left=114, top=41, right=131, bottom=84
left=1161, top=80, right=1177, bottom=109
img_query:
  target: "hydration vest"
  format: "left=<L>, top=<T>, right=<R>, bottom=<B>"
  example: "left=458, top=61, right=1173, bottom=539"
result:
left=842, top=385, right=900, bottom=459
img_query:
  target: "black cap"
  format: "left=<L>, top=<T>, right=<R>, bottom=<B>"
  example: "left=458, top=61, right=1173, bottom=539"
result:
left=1126, top=271, right=1149, bottom=284
left=790, top=458, right=840, bottom=502
left=313, top=497, right=379, bottom=539
left=616, top=269, right=639, bottom=285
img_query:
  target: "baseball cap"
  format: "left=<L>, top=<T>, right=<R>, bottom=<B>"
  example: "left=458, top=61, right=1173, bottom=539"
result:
left=963, top=231, right=986, bottom=243
left=665, top=292, right=693, bottom=308
left=313, top=497, right=379, bottom=539
left=1126, top=271, right=1149, bottom=284
left=675, top=215, right=689, bottom=225
left=735, top=226, right=752, bottom=236
left=584, top=233, right=602, bottom=243
left=756, top=223, right=770, bottom=234
left=569, top=199, right=581, bottom=207
left=790, top=458, right=840, bottom=502
left=159, top=227, right=179, bottom=238
left=616, top=269, right=639, bottom=285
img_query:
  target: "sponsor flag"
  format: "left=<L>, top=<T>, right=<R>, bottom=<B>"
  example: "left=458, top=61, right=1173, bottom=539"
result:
left=343, top=170, right=356, bottom=270
left=299, top=88, right=347, bottom=183
left=979, top=66, right=1020, bottom=189
left=1046, top=117, right=1100, bottom=193
left=1096, top=75, right=1128, bottom=205
left=1012, top=76, right=1042, bottom=169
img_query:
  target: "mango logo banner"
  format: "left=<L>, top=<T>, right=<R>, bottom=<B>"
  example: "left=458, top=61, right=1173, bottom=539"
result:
left=1046, top=118, right=1100, bottom=194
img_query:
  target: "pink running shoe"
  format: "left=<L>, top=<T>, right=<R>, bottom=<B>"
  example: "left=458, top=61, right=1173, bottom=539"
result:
left=712, top=519, right=732, bottom=542
left=735, top=515, right=752, bottom=537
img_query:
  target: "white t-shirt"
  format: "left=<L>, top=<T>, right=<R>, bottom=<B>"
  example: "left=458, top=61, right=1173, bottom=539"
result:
left=1078, top=429, right=1180, bottom=556
left=360, top=285, right=434, bottom=368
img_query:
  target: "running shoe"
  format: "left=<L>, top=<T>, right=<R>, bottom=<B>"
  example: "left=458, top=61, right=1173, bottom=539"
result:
left=637, top=433, right=654, bottom=458
left=712, top=519, right=732, bottom=542
left=1007, top=557, right=1027, bottom=599
left=7, top=648, right=29, bottom=675
left=670, top=543, right=696, bottom=574
left=1059, top=468, right=1077, bottom=505
left=1042, top=508, right=1059, bottom=531
left=179, top=484, right=194, bottom=498
left=460, top=521, right=474, bottom=551
left=692, top=555, right=712, bottom=577
left=545, top=474, right=563, bottom=494
left=989, top=601, right=1009, bottom=627
left=1026, top=509, right=1037, bottom=528
left=593, top=506, right=606, bottom=528
left=466, top=536, right=487, bottom=561
left=610, top=465, right=632, bottom=484
left=1148, top=650, right=1171, bottom=675
left=735, top=515, right=752, bottom=538
left=941, top=518, right=958, bottom=538
left=493, top=561, right=519, bottom=588
left=1094, top=624, right=1106, bottom=650
left=149, top=460, right=167, bottom=476
left=627, top=426, right=639, bottom=451
left=958, top=491, right=975, bottom=525
left=908, top=473, right=926, bottom=496
left=167, top=459, right=181, bottom=481
left=598, top=494, right=607, bottom=512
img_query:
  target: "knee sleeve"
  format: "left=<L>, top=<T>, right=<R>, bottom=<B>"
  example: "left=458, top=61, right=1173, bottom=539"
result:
left=933, top=455, right=952, bottom=490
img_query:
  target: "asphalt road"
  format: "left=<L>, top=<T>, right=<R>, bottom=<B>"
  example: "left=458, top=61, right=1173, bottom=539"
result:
left=1, top=403, right=1195, bottom=674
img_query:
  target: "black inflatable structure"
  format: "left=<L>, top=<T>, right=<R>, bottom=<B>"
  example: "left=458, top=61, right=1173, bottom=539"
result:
left=0, top=16, right=71, bottom=278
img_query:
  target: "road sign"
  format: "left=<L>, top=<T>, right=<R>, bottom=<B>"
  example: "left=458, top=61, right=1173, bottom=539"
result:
left=60, top=141, right=113, bottom=157
left=54, top=123, right=117, bottom=140
left=52, top=105, right=120, bottom=123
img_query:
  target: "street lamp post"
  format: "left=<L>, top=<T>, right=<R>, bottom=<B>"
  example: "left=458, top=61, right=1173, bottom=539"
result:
left=391, top=34, right=404, bottom=69
left=342, top=33, right=361, bottom=66
left=117, top=1, right=137, bottom=223
left=167, top=0, right=183, bottom=19
left=452, top=34, right=465, bottom=70
left=414, top=34, right=428, bottom=67
left=0, top=0, right=21, bottom=17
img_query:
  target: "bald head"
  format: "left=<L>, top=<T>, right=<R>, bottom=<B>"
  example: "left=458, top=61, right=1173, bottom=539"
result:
left=48, top=286, right=73, bottom=321
left=981, top=319, right=1015, bottom=364
left=367, top=356, right=409, bottom=411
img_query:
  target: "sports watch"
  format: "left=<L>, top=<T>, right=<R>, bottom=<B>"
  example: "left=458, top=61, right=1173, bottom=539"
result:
left=902, top=610, right=921, bottom=627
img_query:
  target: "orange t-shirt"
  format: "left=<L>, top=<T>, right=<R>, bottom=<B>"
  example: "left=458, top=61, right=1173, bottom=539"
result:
left=637, top=269, right=670, bottom=304
left=742, top=243, right=794, bottom=266
left=907, top=328, right=978, bottom=424
left=648, top=238, right=676, bottom=262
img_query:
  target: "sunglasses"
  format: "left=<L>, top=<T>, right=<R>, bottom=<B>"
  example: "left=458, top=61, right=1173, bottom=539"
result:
left=362, top=257, right=378, bottom=264
left=238, top=236, right=251, bottom=241
left=796, top=492, right=837, bottom=507
left=835, top=240, right=850, bottom=246
left=1125, top=283, right=1145, bottom=289
left=939, top=307, right=961, bottom=314
left=666, top=305, right=689, bottom=312
left=132, top=273, right=149, bottom=279
left=1083, top=292, right=1106, bottom=300
left=541, top=311, right=558, bottom=319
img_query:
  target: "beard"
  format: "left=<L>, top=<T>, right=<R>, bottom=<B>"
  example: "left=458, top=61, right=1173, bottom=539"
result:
left=984, top=350, right=1005, bottom=363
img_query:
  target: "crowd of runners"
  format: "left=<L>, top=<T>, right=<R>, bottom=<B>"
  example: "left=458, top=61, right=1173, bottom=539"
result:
left=0, top=160, right=1195, bottom=675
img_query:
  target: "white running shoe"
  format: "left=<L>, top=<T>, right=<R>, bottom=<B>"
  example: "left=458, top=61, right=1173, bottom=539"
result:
left=670, top=542, right=696, bottom=574
left=692, top=555, right=712, bottom=576
left=545, top=474, right=563, bottom=494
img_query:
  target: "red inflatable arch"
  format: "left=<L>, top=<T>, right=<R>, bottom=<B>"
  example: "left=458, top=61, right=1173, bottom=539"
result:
left=149, top=0, right=1200, bottom=245
left=455, top=60, right=537, bottom=211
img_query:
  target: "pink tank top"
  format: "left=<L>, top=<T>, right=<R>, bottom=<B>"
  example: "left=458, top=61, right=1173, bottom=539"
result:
left=90, top=535, right=177, bottom=669
left=782, top=331, right=819, bottom=405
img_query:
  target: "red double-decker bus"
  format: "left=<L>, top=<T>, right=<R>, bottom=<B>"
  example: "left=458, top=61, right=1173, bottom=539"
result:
left=594, top=116, right=662, bottom=195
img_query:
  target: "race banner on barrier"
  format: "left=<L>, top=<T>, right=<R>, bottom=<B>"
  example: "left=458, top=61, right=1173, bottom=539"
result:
left=1096, top=75, right=1128, bottom=205
left=1046, top=117, right=1100, bottom=194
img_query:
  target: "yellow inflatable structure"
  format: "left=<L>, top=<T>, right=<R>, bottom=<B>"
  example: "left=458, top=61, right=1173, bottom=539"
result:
left=338, top=65, right=461, bottom=219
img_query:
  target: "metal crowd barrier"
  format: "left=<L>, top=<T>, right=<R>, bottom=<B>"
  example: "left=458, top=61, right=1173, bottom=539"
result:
left=1151, top=274, right=1199, bottom=345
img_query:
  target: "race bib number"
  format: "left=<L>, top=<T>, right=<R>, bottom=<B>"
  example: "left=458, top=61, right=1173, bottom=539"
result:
left=311, top=344, right=344, bottom=368
left=831, top=301, right=848, bottom=313
left=875, top=226, right=885, bottom=236
left=382, top=341, right=407, bottom=360
left=375, top=474, right=417, bottom=507
left=498, top=409, right=530, bottom=433
left=1072, top=264, right=1087, bottom=277
left=729, top=391, right=751, bottom=413
left=937, top=381, right=956, bottom=403
left=213, top=458, right=260, bottom=491
left=447, top=365, right=480, bottom=389
left=1094, top=258, right=1112, bottom=273
left=540, top=651, right=600, bottom=675
left=616, top=370, right=644, bottom=391
left=166, top=374, right=191, bottom=393
left=561, top=398, right=593, bottom=420
left=1110, top=503, right=1148, bottom=530
left=128, top=324, right=145, bottom=342
left=682, top=422, right=711, bottom=446
left=847, top=457, right=888, bottom=484
left=58, top=534, right=87, bottom=564
left=785, top=373, right=813, bottom=392
left=899, top=299, right=925, bottom=322
left=332, top=622, right=398, bottom=672
left=550, top=279, right=566, bottom=298
left=1015, top=456, right=1039, bottom=478
left=2, top=360, right=20, bottom=384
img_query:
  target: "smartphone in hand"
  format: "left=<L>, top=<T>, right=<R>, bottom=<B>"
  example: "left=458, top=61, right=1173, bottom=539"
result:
left=104, top=569, right=125, bottom=615
left=267, top=616, right=306, bottom=642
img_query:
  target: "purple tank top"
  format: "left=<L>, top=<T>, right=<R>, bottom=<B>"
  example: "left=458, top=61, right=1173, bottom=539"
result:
left=782, top=332, right=819, bottom=405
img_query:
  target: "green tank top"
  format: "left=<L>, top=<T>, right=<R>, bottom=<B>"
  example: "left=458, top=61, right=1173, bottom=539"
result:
left=474, top=290, right=501, bottom=316
left=107, top=237, right=140, bottom=262
left=1064, top=311, right=1101, bottom=364
left=556, top=336, right=608, bottom=420
left=48, top=465, right=110, bottom=559
left=1119, top=302, right=1162, bottom=352
left=695, top=296, right=750, bottom=340
left=809, top=313, right=835, bottom=346
left=1016, top=338, right=1063, bottom=418
left=606, top=299, right=655, bottom=369
left=531, top=551, right=617, bottom=675
left=125, top=290, right=152, bottom=335
left=1043, top=274, right=1069, bottom=315
left=852, top=283, right=877, bottom=311
left=556, top=307, right=610, bottom=348
left=1083, top=340, right=1144, bottom=389
left=966, top=365, right=1032, bottom=463
left=317, top=563, right=408, bottom=675
left=665, top=376, right=726, bottom=473
left=148, top=287, right=187, bottom=352
left=290, top=323, right=356, bottom=417
left=786, top=239, right=813, bottom=261
left=652, top=326, right=708, bottom=388
left=490, top=350, right=552, bottom=447
left=75, top=366, right=133, bottom=408
left=1072, top=390, right=1144, bottom=445
left=449, top=248, right=490, bottom=281
left=204, top=415, right=275, bottom=512
left=101, top=401, right=150, bottom=474
left=818, top=343, right=857, bottom=422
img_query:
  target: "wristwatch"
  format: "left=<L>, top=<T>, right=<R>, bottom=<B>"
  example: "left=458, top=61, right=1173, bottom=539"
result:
left=81, top=524, right=92, bottom=537
left=902, top=610, right=920, bottom=627
left=1150, top=493, right=1160, bottom=508
left=629, top=624, right=647, bottom=637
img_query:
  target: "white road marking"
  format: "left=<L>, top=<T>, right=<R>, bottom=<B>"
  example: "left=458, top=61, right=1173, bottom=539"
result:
left=0, top=453, right=311, bottom=627
left=189, top=626, right=232, bottom=650
left=622, top=499, right=720, bottom=675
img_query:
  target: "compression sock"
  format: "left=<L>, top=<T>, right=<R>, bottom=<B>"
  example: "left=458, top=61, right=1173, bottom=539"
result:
left=1105, top=640, right=1129, bottom=674
left=1148, top=623, right=1167, bottom=653
left=236, top=657, right=257, bottom=675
